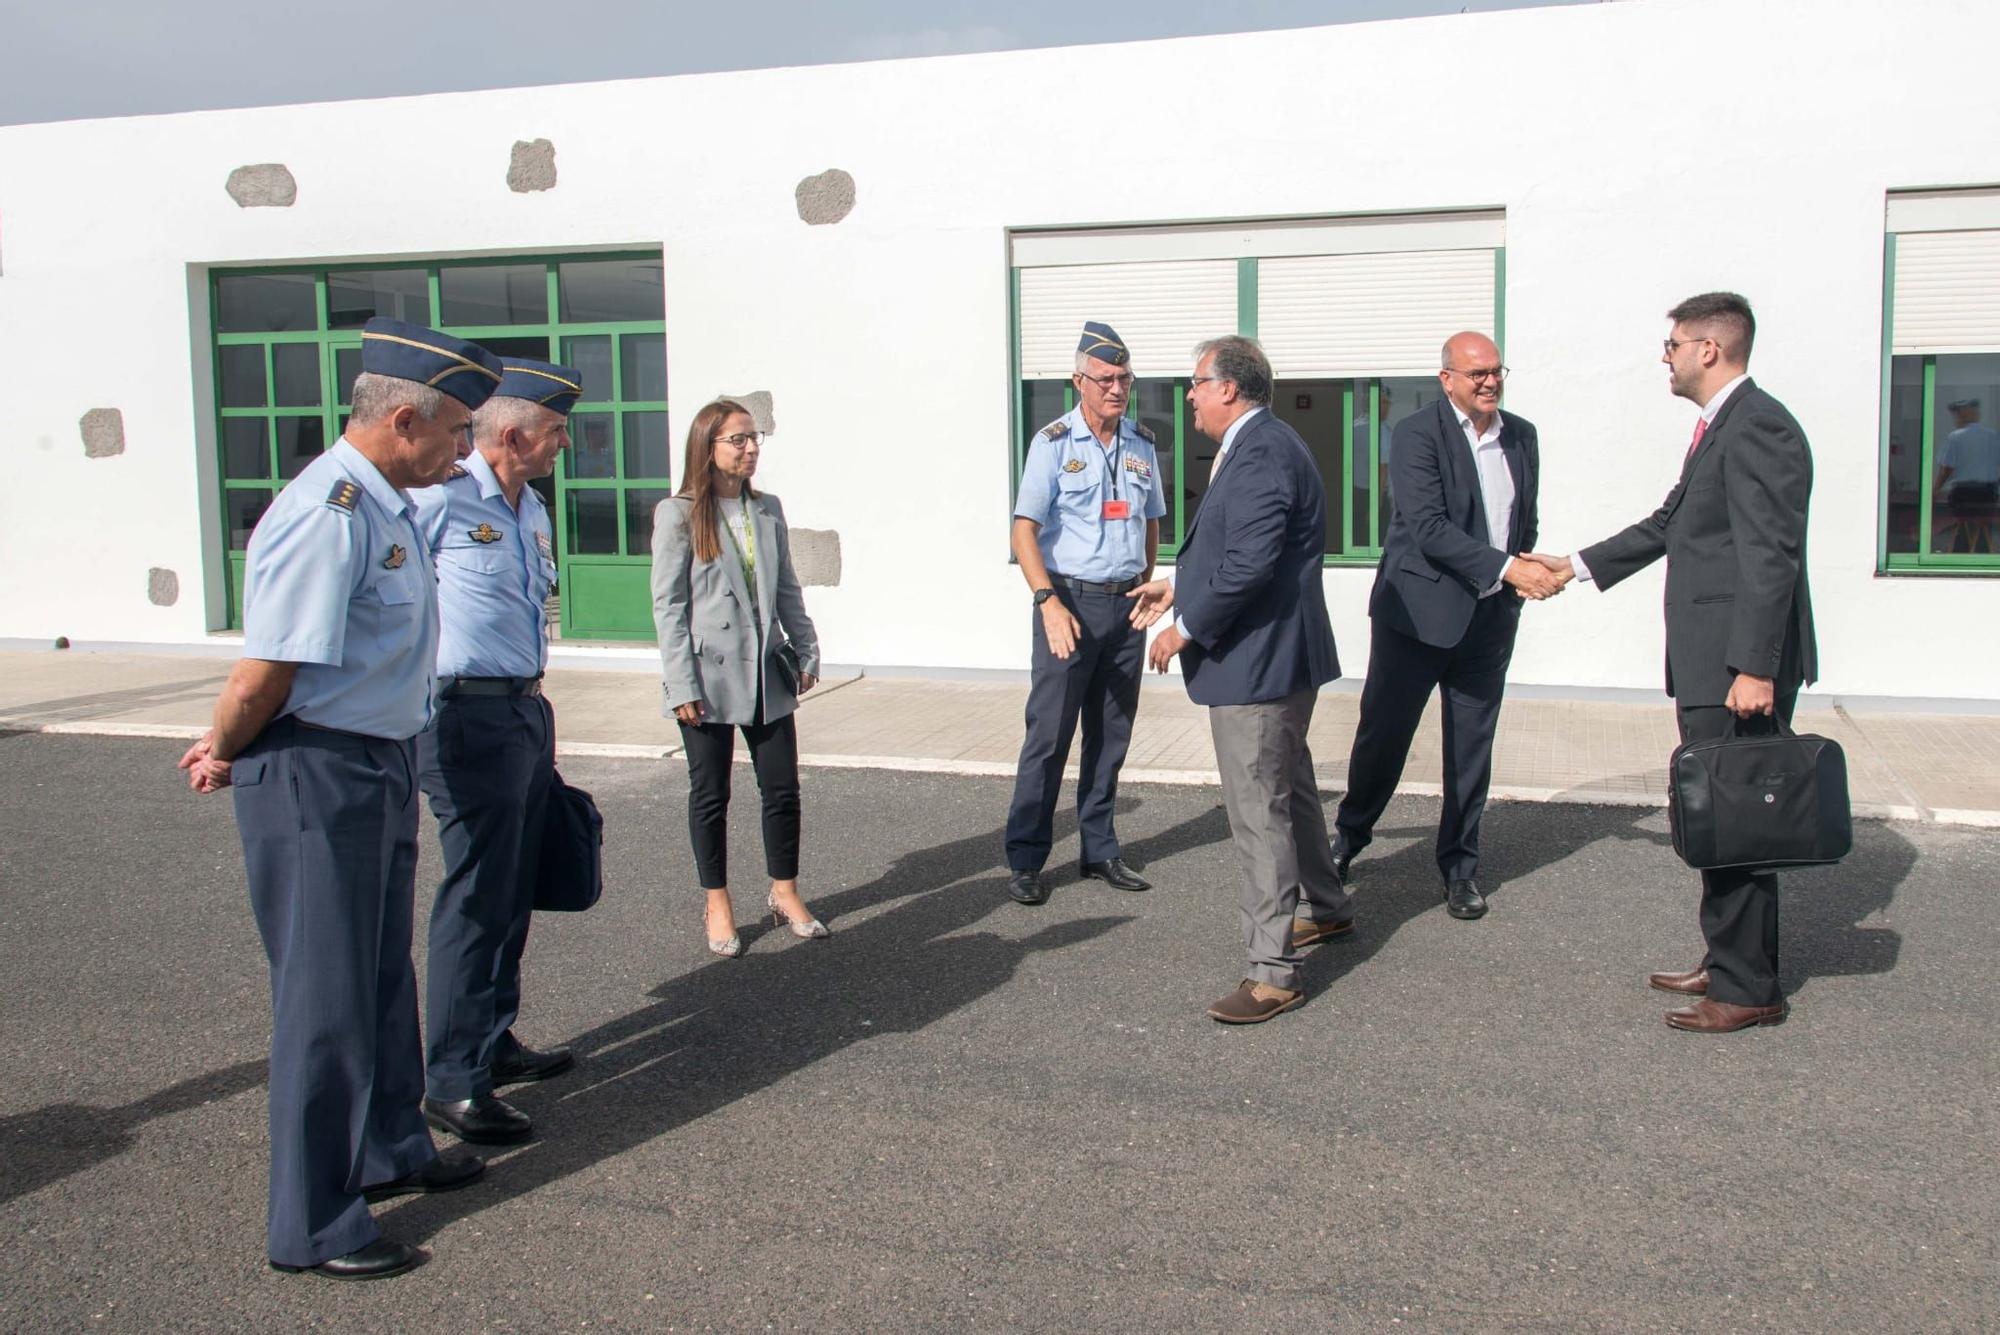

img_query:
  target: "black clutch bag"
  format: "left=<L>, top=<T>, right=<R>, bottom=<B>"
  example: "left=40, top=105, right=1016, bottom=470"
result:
left=1668, top=721, right=1852, bottom=871
left=535, top=768, right=605, bottom=912
left=774, top=639, right=802, bottom=695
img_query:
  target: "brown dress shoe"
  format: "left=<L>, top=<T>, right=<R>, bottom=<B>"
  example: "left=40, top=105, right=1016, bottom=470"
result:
left=1290, top=916, right=1355, bottom=949
left=1207, top=979, right=1304, bottom=1024
left=1648, top=966, right=1710, bottom=996
left=1665, top=997, right=1786, bottom=1033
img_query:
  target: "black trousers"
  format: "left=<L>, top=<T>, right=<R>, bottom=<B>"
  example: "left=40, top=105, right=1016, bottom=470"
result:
left=679, top=710, right=801, bottom=889
left=1335, top=597, right=1521, bottom=882
left=1004, top=584, right=1145, bottom=872
left=416, top=694, right=555, bottom=1101
left=1674, top=692, right=1797, bottom=1008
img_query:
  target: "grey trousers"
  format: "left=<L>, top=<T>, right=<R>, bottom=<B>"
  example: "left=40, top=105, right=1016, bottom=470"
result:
left=1209, top=688, right=1354, bottom=990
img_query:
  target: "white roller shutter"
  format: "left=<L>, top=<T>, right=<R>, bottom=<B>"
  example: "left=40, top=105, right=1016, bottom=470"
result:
left=1017, top=260, right=1238, bottom=378
left=1257, top=249, right=1496, bottom=378
left=1891, top=229, right=2000, bottom=355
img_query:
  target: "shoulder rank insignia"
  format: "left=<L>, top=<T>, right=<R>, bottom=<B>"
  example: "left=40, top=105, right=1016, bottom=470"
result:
left=1061, top=458, right=1088, bottom=473
left=447, top=464, right=470, bottom=480
left=1039, top=420, right=1067, bottom=443
left=383, top=545, right=406, bottom=570
left=469, top=523, right=503, bottom=544
left=326, top=480, right=360, bottom=512
left=1132, top=422, right=1157, bottom=444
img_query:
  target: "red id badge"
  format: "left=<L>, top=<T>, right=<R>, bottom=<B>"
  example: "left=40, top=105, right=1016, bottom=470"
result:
left=1102, top=500, right=1132, bottom=520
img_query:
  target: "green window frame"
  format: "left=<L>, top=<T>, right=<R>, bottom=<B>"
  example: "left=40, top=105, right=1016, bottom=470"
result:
left=1878, top=233, right=2000, bottom=573
left=209, top=252, right=669, bottom=637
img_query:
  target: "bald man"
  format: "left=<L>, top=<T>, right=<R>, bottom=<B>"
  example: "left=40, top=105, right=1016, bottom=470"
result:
left=1328, top=333, right=1557, bottom=926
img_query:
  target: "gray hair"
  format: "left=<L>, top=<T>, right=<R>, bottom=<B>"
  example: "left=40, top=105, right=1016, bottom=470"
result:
left=1192, top=335, right=1272, bottom=406
left=472, top=395, right=553, bottom=446
left=349, top=372, right=448, bottom=428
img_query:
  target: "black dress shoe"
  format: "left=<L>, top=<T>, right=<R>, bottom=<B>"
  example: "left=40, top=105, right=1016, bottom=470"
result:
left=1444, top=878, right=1488, bottom=919
left=362, top=1149, right=486, bottom=1202
left=422, top=1094, right=532, bottom=1145
left=491, top=1040, right=575, bottom=1087
left=1007, top=869, right=1048, bottom=905
left=1079, top=858, right=1150, bottom=891
left=271, top=1238, right=422, bottom=1281
left=1331, top=842, right=1356, bottom=882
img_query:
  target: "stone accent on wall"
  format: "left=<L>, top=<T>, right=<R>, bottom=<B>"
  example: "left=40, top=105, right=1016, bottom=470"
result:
left=788, top=529, right=842, bottom=587
left=80, top=408, right=125, bottom=458
left=147, top=568, right=180, bottom=607
left=225, top=164, right=297, bottom=207
left=794, top=169, right=856, bottom=225
left=508, top=139, right=558, bottom=192
left=723, top=390, right=777, bottom=435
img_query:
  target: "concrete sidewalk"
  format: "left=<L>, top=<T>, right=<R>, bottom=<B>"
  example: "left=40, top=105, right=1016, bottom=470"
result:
left=1, top=646, right=1994, bottom=826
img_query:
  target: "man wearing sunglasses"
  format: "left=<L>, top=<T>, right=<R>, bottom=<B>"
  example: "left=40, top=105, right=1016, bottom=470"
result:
left=1003, top=321, right=1168, bottom=905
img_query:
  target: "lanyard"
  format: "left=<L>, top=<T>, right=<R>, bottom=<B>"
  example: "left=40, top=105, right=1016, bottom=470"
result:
left=1094, top=424, right=1122, bottom=500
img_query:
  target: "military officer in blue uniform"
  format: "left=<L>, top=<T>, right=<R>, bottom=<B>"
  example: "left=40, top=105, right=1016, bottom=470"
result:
left=178, top=317, right=503, bottom=1281
left=411, top=359, right=580, bottom=1147
left=1004, top=321, right=1169, bottom=904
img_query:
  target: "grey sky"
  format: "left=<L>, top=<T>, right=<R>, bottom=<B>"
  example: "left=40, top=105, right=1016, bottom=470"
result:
left=1, top=0, right=1593, bottom=127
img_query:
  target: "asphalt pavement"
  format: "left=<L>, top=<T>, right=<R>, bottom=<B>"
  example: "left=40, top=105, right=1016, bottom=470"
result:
left=2, top=734, right=1995, bottom=1331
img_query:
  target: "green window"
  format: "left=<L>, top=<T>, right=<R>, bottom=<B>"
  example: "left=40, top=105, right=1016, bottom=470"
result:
left=210, top=252, right=668, bottom=637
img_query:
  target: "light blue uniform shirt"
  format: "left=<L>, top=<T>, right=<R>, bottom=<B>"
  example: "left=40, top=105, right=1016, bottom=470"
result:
left=1013, top=405, right=1168, bottom=582
left=242, top=438, right=439, bottom=739
left=413, top=449, right=556, bottom=679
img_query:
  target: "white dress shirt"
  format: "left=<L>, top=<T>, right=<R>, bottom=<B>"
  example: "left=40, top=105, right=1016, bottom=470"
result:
left=1449, top=402, right=1517, bottom=596
left=1574, top=374, right=1749, bottom=585
left=1172, top=407, right=1265, bottom=640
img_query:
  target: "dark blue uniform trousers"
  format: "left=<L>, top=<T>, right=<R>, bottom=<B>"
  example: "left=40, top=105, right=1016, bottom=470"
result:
left=417, top=695, right=555, bottom=1101
left=233, top=718, right=436, bottom=1268
left=1004, top=584, right=1143, bottom=872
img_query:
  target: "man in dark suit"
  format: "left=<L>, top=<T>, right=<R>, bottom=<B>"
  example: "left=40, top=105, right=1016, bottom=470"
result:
left=1333, top=332, right=1562, bottom=921
left=1127, top=336, right=1347, bottom=1024
left=1535, top=292, right=1816, bottom=1034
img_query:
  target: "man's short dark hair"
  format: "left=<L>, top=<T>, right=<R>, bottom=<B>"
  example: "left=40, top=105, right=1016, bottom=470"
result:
left=1193, top=335, right=1273, bottom=406
left=1668, top=291, right=1755, bottom=364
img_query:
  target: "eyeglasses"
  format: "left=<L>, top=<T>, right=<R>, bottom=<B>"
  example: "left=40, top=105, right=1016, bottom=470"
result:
left=1077, top=371, right=1135, bottom=391
left=1446, top=366, right=1508, bottom=384
left=1189, top=375, right=1226, bottom=388
left=1662, top=336, right=1712, bottom=356
left=714, top=431, right=764, bottom=448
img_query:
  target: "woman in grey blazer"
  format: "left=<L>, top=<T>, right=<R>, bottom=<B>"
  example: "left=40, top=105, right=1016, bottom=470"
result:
left=651, top=398, right=825, bottom=957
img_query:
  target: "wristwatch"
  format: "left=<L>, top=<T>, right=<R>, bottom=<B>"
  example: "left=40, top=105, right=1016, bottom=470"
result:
left=1033, top=587, right=1057, bottom=606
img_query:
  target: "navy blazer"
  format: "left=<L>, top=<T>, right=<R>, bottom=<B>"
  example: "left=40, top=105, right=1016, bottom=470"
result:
left=1174, top=409, right=1340, bottom=707
left=1578, top=379, right=1817, bottom=705
left=1371, top=398, right=1539, bottom=648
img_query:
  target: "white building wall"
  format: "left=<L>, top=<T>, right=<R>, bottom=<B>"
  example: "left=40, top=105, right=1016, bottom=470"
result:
left=2, top=0, right=1997, bottom=698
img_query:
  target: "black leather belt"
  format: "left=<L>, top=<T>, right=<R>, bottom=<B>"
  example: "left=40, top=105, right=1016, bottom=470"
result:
left=439, top=675, right=544, bottom=699
left=1049, top=573, right=1140, bottom=596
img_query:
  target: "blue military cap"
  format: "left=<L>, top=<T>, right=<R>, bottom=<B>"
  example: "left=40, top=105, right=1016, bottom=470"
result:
left=493, top=359, right=585, bottom=416
left=1078, top=320, right=1129, bottom=367
left=360, top=317, right=504, bottom=409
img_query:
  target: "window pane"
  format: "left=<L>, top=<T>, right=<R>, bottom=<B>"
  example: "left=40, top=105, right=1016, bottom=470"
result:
left=476, top=335, right=554, bottom=361
left=272, top=343, right=321, bottom=407
left=227, top=489, right=273, bottom=548
left=1274, top=380, right=1349, bottom=553
left=326, top=268, right=431, bottom=328
left=625, top=488, right=672, bottom=556
left=565, top=489, right=619, bottom=554
left=219, top=345, right=267, bottom=408
left=276, top=417, right=327, bottom=479
left=222, top=418, right=270, bottom=480
left=216, top=273, right=316, bottom=334
left=622, top=411, right=671, bottom=479
left=620, top=333, right=667, bottom=401
left=335, top=346, right=363, bottom=406
left=562, top=335, right=613, bottom=403
left=1886, top=357, right=1925, bottom=555
left=558, top=259, right=665, bottom=322
left=439, top=264, right=548, bottom=326
left=1932, top=353, right=2000, bottom=556
left=1379, top=376, right=1447, bottom=539
left=1130, top=378, right=1179, bottom=543
left=568, top=412, right=616, bottom=479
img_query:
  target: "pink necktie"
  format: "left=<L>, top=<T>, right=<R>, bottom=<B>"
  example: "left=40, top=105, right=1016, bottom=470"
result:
left=1685, top=417, right=1707, bottom=460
